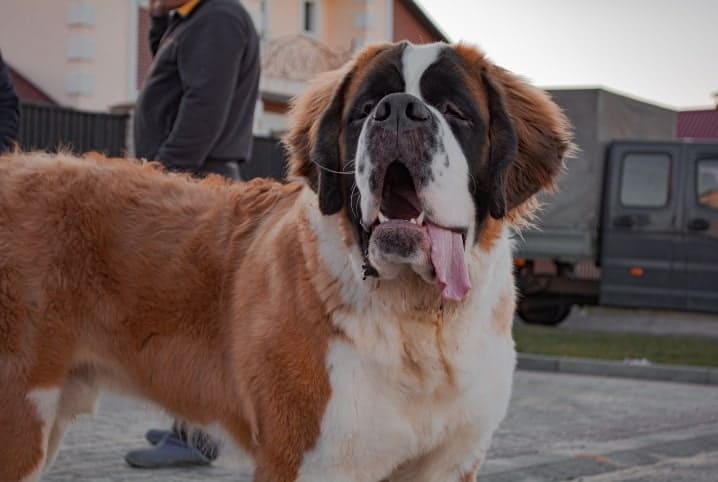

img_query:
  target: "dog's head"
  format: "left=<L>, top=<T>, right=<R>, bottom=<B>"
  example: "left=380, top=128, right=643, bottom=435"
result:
left=285, top=42, right=571, bottom=302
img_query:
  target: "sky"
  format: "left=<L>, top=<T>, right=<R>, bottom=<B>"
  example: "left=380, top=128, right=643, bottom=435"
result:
left=416, top=0, right=718, bottom=110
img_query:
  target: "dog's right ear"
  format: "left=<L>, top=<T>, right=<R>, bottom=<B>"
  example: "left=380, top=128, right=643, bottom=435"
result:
left=284, top=63, right=355, bottom=215
left=483, top=64, right=572, bottom=219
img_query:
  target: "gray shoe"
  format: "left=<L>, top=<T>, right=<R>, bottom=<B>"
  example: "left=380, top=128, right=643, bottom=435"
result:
left=144, top=428, right=173, bottom=446
left=124, top=434, right=211, bottom=469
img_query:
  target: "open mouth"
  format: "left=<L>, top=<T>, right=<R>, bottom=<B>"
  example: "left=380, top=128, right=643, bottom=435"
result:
left=371, top=162, right=467, bottom=242
left=379, top=162, right=424, bottom=224
left=365, top=161, right=472, bottom=302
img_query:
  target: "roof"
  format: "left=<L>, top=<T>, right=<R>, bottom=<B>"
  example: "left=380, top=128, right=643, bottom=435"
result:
left=7, top=65, right=56, bottom=105
left=677, top=109, right=718, bottom=139
left=399, top=0, right=450, bottom=43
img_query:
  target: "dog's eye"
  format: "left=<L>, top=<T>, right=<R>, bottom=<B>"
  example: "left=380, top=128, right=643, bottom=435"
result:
left=439, top=102, right=468, bottom=122
left=361, top=101, right=376, bottom=117
left=350, top=100, right=376, bottom=124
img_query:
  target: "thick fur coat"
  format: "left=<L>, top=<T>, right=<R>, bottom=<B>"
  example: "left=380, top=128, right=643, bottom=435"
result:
left=0, top=41, right=570, bottom=482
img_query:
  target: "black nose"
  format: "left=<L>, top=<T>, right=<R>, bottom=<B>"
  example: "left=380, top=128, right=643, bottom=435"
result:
left=373, top=93, right=431, bottom=131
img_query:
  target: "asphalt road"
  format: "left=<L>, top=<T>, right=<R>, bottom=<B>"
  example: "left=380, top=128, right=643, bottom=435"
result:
left=44, top=371, right=718, bottom=482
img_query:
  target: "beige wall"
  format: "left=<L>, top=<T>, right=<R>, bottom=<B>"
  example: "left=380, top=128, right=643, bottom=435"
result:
left=0, top=0, right=135, bottom=111
left=268, top=0, right=392, bottom=52
left=322, top=0, right=354, bottom=52
left=364, top=0, right=392, bottom=45
left=78, top=0, right=133, bottom=110
left=268, top=0, right=303, bottom=39
left=0, top=0, right=413, bottom=114
left=0, top=0, right=71, bottom=105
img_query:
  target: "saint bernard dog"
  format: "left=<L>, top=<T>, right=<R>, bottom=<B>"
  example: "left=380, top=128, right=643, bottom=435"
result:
left=0, top=41, right=570, bottom=481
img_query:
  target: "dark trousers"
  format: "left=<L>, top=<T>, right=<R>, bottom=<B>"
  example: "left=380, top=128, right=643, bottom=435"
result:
left=164, top=158, right=238, bottom=461
left=202, top=159, right=241, bottom=180
left=163, top=159, right=241, bottom=181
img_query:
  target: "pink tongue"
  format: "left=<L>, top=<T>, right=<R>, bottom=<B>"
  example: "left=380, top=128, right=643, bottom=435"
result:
left=426, top=223, right=471, bottom=301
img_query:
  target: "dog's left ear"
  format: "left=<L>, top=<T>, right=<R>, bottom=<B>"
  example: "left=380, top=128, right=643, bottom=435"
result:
left=311, top=72, right=355, bottom=215
left=283, top=63, right=355, bottom=215
left=481, top=65, right=572, bottom=219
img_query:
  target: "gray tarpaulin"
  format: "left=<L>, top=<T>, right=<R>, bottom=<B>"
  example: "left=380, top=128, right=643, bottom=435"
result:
left=517, top=89, right=676, bottom=259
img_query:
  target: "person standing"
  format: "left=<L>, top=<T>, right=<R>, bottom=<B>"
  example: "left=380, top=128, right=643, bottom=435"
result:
left=133, top=0, right=260, bottom=179
left=126, top=0, right=260, bottom=469
left=0, top=51, right=20, bottom=153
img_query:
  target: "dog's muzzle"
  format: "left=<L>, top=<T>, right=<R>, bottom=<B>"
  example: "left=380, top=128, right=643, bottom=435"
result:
left=358, top=93, right=471, bottom=302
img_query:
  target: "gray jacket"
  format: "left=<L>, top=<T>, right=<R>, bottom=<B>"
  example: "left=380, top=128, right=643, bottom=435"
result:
left=134, top=0, right=260, bottom=171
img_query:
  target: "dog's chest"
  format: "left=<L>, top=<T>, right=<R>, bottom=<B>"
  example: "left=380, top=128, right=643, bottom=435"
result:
left=297, top=307, right=515, bottom=481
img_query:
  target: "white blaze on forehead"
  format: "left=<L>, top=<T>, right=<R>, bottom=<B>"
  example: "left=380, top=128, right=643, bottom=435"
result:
left=356, top=41, right=477, bottom=266
left=401, top=42, right=444, bottom=99
left=401, top=43, right=476, bottom=236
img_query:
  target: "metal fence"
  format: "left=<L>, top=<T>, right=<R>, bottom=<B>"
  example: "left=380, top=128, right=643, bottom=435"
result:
left=15, top=103, right=290, bottom=180
left=244, top=136, right=288, bottom=180
left=18, top=102, right=129, bottom=157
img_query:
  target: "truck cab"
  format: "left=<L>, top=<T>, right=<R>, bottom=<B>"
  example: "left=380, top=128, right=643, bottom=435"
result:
left=600, top=141, right=718, bottom=313
left=515, top=140, right=718, bottom=325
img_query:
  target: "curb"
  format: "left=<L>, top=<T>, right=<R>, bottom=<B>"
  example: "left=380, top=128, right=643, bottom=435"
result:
left=517, top=354, right=718, bottom=386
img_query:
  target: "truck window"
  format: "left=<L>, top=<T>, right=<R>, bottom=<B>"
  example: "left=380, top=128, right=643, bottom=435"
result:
left=698, top=159, right=718, bottom=210
left=619, top=153, right=671, bottom=208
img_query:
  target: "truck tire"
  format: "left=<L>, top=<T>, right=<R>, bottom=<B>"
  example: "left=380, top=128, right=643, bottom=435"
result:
left=517, top=299, right=572, bottom=326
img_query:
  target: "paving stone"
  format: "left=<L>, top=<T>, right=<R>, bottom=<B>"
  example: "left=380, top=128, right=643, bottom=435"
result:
left=45, top=371, right=718, bottom=481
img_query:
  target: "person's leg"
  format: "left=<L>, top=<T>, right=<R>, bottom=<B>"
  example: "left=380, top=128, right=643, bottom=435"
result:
left=125, top=163, right=232, bottom=470
left=188, top=426, right=220, bottom=461
left=125, top=419, right=219, bottom=469
left=202, top=160, right=241, bottom=181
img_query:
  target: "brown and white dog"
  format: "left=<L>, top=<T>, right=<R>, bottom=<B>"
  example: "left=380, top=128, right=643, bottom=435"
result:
left=0, top=41, right=570, bottom=481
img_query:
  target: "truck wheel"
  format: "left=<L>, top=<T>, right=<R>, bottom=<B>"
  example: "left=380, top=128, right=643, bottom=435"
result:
left=517, top=300, right=572, bottom=326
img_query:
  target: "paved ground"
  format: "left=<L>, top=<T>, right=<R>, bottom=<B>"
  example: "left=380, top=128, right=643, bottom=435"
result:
left=519, top=306, right=718, bottom=339
left=479, top=372, right=718, bottom=481
left=44, top=371, right=718, bottom=481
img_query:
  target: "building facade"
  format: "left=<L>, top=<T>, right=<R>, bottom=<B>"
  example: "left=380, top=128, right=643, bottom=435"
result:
left=0, top=0, right=447, bottom=135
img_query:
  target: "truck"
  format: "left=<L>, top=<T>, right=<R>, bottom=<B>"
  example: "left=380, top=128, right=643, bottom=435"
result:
left=514, top=88, right=718, bottom=325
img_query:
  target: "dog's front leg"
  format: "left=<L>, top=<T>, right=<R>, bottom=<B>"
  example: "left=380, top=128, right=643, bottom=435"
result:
left=254, top=458, right=370, bottom=482
left=384, top=426, right=490, bottom=482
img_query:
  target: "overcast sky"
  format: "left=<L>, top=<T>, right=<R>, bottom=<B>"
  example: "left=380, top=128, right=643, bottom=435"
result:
left=416, top=0, right=718, bottom=110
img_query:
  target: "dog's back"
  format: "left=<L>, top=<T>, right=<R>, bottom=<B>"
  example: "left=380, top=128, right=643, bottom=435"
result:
left=0, top=152, right=299, bottom=480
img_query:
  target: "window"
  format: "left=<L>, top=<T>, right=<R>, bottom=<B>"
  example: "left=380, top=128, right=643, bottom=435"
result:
left=66, top=37, right=96, bottom=61
left=697, top=159, right=718, bottom=210
left=620, top=153, right=671, bottom=207
left=65, top=72, right=95, bottom=96
left=302, top=1, right=317, bottom=34
left=66, top=2, right=95, bottom=26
